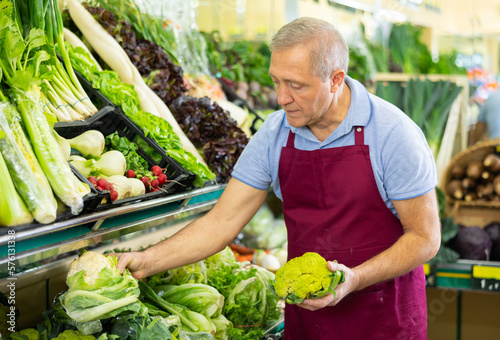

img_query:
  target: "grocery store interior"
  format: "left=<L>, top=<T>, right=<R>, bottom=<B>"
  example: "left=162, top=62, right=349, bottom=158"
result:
left=1, top=0, right=500, bottom=339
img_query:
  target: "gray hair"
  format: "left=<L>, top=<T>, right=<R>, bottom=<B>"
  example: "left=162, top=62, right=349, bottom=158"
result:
left=269, top=17, right=349, bottom=81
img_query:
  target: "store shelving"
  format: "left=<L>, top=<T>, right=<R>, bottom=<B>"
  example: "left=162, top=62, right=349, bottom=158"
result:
left=0, top=183, right=226, bottom=273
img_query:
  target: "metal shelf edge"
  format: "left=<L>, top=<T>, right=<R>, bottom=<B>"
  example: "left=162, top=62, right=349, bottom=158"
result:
left=0, top=184, right=226, bottom=246
left=0, top=198, right=219, bottom=268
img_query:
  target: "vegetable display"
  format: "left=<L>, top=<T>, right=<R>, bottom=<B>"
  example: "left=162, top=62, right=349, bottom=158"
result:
left=169, top=96, right=248, bottom=182
left=64, top=0, right=208, bottom=170
left=10, top=248, right=279, bottom=339
left=147, top=246, right=280, bottom=339
left=68, top=3, right=248, bottom=183
left=375, top=78, right=462, bottom=158
left=273, top=252, right=345, bottom=304
left=445, top=151, right=500, bottom=203
left=8, top=0, right=97, bottom=121
left=64, top=41, right=214, bottom=187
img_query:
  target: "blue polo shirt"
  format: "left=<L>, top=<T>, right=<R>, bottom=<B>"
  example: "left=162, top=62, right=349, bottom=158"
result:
left=231, top=76, right=437, bottom=216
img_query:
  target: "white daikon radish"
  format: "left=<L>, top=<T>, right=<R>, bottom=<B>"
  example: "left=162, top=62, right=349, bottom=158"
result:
left=63, top=28, right=103, bottom=72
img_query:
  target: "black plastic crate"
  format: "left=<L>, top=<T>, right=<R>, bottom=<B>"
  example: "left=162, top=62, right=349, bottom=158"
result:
left=54, top=108, right=194, bottom=210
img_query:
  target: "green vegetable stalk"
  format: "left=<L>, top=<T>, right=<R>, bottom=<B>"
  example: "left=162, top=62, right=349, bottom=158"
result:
left=139, top=280, right=216, bottom=335
left=12, top=88, right=84, bottom=214
left=154, top=283, right=224, bottom=318
left=0, top=148, right=33, bottom=226
left=0, top=102, right=57, bottom=223
left=3, top=100, right=55, bottom=199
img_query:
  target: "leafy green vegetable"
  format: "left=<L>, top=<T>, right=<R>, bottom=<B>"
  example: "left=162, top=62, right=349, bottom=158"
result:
left=154, top=283, right=224, bottom=318
left=139, top=280, right=216, bottom=335
left=108, top=310, right=177, bottom=340
left=59, top=252, right=141, bottom=328
left=203, top=32, right=272, bottom=88
left=0, top=138, right=33, bottom=226
left=66, top=45, right=214, bottom=186
left=9, top=328, right=40, bottom=340
left=146, top=247, right=279, bottom=339
left=169, top=95, right=249, bottom=182
left=10, top=0, right=96, bottom=120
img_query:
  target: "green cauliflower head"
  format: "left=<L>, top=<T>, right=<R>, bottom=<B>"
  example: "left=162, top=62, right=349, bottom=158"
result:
left=52, top=330, right=96, bottom=339
left=273, top=252, right=344, bottom=304
left=9, top=328, right=40, bottom=340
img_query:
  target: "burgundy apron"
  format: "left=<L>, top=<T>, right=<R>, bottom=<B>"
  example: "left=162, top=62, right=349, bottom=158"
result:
left=279, top=127, right=427, bottom=340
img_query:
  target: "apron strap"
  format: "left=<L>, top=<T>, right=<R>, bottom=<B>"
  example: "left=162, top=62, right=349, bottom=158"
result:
left=286, top=130, right=295, bottom=147
left=355, top=126, right=364, bottom=145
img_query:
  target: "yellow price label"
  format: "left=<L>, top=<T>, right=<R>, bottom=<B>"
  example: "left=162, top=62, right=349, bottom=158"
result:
left=473, top=265, right=500, bottom=280
left=423, top=263, right=430, bottom=276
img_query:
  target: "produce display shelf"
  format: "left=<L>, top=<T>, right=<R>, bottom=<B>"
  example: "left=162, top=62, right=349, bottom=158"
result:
left=261, top=313, right=285, bottom=340
left=0, top=184, right=226, bottom=270
left=425, top=260, right=500, bottom=293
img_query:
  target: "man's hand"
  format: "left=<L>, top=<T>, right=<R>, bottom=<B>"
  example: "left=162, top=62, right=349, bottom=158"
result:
left=298, top=261, right=359, bottom=311
left=114, top=251, right=148, bottom=280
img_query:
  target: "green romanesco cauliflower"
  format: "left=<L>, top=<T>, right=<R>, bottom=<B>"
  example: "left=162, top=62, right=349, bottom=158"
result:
left=52, top=330, right=96, bottom=339
left=273, top=252, right=345, bottom=304
left=9, top=328, right=40, bottom=340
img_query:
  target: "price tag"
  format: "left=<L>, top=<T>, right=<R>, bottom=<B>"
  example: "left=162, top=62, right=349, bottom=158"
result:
left=472, top=265, right=500, bottom=280
left=423, top=263, right=430, bottom=276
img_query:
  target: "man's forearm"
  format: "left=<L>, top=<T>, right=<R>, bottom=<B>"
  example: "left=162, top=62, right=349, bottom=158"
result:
left=140, top=214, right=239, bottom=277
left=353, top=231, right=439, bottom=291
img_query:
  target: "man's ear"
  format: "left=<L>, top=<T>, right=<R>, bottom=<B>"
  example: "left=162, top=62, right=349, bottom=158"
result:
left=330, top=70, right=346, bottom=93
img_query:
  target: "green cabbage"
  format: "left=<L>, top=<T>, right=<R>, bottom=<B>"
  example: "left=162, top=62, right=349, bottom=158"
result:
left=59, top=252, right=141, bottom=330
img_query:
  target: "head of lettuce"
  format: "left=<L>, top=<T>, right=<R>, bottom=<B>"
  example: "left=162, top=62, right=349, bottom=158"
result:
left=60, top=251, right=141, bottom=327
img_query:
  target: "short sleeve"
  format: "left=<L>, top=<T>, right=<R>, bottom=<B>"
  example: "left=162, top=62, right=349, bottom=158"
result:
left=231, top=124, right=273, bottom=190
left=381, top=119, right=438, bottom=200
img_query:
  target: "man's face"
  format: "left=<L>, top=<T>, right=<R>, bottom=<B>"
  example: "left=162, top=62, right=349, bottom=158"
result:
left=269, top=44, right=334, bottom=129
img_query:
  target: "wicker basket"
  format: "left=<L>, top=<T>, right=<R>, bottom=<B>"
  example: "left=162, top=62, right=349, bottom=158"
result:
left=441, top=138, right=500, bottom=210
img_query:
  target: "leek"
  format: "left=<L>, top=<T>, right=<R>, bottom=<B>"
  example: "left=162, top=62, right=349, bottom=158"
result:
left=0, top=150, right=33, bottom=227
left=12, top=88, right=84, bottom=215
left=0, top=102, right=57, bottom=224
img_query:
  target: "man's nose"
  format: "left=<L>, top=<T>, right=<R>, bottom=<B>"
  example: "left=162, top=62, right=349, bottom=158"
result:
left=277, top=86, right=293, bottom=106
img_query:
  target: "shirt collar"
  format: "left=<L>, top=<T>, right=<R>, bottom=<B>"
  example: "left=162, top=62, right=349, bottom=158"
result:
left=282, top=75, right=372, bottom=143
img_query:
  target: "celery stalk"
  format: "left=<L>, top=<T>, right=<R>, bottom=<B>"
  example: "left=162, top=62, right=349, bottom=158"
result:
left=0, top=150, right=32, bottom=227
left=0, top=102, right=57, bottom=224
left=11, top=88, right=84, bottom=215
left=2, top=101, right=56, bottom=203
